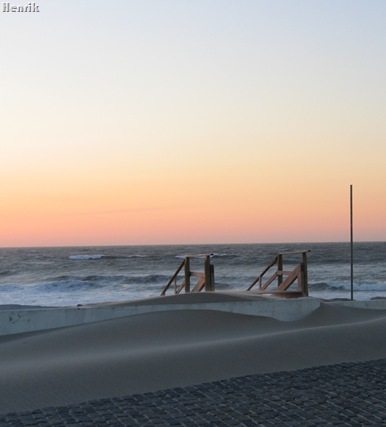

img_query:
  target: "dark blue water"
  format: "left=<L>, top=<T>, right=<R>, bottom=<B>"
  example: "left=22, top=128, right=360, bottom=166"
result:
left=0, top=242, right=385, bottom=306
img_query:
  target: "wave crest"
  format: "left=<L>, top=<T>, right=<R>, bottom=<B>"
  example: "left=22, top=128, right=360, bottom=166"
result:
left=69, top=254, right=105, bottom=260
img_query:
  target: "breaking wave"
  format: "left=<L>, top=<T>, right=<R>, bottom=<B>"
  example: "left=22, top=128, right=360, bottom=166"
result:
left=69, top=254, right=105, bottom=260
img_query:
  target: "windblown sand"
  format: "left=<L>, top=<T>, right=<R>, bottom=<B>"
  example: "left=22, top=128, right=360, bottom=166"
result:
left=1, top=295, right=386, bottom=414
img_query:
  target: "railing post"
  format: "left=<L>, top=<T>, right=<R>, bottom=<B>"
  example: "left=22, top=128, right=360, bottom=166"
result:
left=204, top=255, right=214, bottom=292
left=301, top=251, right=309, bottom=296
left=184, top=256, right=190, bottom=293
left=277, top=254, right=283, bottom=287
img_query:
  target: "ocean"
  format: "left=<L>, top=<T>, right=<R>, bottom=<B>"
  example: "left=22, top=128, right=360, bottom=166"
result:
left=0, top=242, right=385, bottom=307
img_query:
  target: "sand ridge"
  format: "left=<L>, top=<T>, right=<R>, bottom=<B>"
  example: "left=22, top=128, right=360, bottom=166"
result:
left=1, top=299, right=386, bottom=414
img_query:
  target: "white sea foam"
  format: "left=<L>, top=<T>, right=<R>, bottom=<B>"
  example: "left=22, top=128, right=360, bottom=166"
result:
left=69, top=254, right=105, bottom=260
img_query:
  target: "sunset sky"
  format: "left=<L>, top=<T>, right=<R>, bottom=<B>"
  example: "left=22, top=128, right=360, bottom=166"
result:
left=1, top=0, right=385, bottom=247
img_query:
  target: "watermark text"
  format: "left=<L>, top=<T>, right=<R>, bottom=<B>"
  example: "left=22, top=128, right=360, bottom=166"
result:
left=2, top=2, right=40, bottom=12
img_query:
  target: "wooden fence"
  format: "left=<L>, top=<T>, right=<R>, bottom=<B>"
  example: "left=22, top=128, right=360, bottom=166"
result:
left=247, top=250, right=310, bottom=297
left=161, top=254, right=215, bottom=296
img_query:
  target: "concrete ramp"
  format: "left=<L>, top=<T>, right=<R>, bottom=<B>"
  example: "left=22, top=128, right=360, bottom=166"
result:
left=0, top=294, right=322, bottom=336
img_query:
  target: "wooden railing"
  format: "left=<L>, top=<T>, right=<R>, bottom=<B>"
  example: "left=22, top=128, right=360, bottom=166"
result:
left=161, top=254, right=215, bottom=296
left=247, top=250, right=310, bottom=297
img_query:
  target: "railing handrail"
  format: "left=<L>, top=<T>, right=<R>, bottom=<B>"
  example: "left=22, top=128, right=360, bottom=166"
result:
left=182, top=253, right=214, bottom=259
left=160, top=259, right=185, bottom=296
left=247, top=256, right=277, bottom=291
left=277, top=250, right=310, bottom=255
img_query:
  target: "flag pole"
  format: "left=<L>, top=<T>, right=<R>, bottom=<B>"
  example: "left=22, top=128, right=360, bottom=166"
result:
left=350, top=184, right=354, bottom=301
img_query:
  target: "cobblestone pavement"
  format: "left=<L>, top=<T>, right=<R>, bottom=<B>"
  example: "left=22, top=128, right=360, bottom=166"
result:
left=1, top=359, right=386, bottom=426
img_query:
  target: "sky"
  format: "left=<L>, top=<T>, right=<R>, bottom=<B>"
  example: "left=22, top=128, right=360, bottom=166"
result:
left=1, top=0, right=385, bottom=247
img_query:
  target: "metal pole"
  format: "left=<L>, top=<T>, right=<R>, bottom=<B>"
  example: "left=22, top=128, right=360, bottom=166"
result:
left=350, top=185, right=354, bottom=301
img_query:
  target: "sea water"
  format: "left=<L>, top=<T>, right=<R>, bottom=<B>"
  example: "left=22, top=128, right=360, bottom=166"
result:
left=0, top=242, right=385, bottom=307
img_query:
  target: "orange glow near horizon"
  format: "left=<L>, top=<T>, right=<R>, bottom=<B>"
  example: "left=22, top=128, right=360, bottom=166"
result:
left=1, top=177, right=384, bottom=247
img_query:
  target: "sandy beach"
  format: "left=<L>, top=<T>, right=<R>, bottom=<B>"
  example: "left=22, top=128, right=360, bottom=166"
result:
left=1, top=293, right=386, bottom=415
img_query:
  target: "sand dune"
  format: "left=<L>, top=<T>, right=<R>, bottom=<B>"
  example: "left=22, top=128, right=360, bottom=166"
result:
left=1, top=297, right=386, bottom=414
